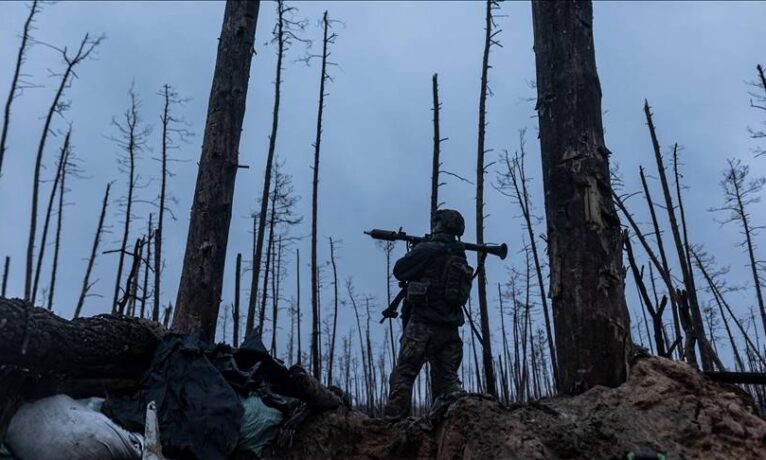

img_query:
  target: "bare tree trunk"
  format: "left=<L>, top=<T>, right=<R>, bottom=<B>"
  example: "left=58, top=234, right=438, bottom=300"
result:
left=173, top=0, right=260, bottom=341
left=154, top=85, right=171, bottom=323
left=623, top=231, right=667, bottom=356
left=74, top=184, right=111, bottom=318
left=116, top=238, right=143, bottom=316
left=32, top=130, right=70, bottom=306
left=327, top=238, right=339, bottom=386
left=693, top=250, right=766, bottom=367
left=139, top=215, right=153, bottom=319
left=430, top=73, right=442, bottom=222
left=347, top=280, right=369, bottom=407
left=474, top=0, right=500, bottom=397
left=467, top=297, right=483, bottom=393
left=248, top=0, right=287, bottom=336
left=365, top=297, right=376, bottom=413
left=498, top=283, right=512, bottom=403
left=296, top=248, right=302, bottom=365
left=47, top=137, right=71, bottom=311
left=531, top=0, right=632, bottom=394
left=2, top=257, right=9, bottom=297
left=112, top=90, right=142, bottom=315
left=0, top=0, right=40, bottom=180
left=163, top=304, right=172, bottom=329
left=311, top=11, right=333, bottom=379
left=382, top=241, right=397, bottom=369
left=639, top=166, right=683, bottom=353
left=270, top=235, right=283, bottom=355
left=501, top=139, right=558, bottom=386
left=644, top=103, right=712, bottom=370
left=258, top=184, right=277, bottom=338
left=233, top=252, right=241, bottom=347
left=25, top=34, right=100, bottom=302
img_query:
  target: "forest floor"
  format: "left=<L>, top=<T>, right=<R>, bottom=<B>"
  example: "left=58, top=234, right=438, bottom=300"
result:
left=259, top=357, right=766, bottom=460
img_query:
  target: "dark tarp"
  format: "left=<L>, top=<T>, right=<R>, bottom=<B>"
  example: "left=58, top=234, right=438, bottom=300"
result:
left=103, top=332, right=301, bottom=460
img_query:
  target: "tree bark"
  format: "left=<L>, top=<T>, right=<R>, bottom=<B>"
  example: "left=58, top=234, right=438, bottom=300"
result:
left=248, top=0, right=286, bottom=336
left=475, top=0, right=498, bottom=397
left=26, top=34, right=99, bottom=302
left=311, top=11, right=331, bottom=379
left=0, top=0, right=39, bottom=180
left=47, top=134, right=70, bottom=311
left=531, top=0, right=632, bottom=394
left=0, top=297, right=162, bottom=379
left=2, top=257, right=9, bottom=297
left=644, top=105, right=712, bottom=370
left=430, top=73, right=441, bottom=223
left=173, top=0, right=260, bottom=342
left=233, top=252, right=241, bottom=347
left=32, top=130, right=70, bottom=306
left=75, top=183, right=111, bottom=318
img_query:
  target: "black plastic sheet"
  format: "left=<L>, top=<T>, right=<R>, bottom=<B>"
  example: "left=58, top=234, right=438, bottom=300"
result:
left=103, top=332, right=300, bottom=460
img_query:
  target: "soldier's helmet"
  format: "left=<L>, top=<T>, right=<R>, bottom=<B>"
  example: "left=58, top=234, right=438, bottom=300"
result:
left=432, top=209, right=465, bottom=237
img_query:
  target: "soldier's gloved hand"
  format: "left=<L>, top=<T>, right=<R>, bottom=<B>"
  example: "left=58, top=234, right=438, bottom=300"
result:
left=380, top=307, right=398, bottom=323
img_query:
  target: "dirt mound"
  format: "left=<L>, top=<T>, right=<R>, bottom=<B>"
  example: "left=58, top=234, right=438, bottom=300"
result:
left=262, top=357, right=766, bottom=459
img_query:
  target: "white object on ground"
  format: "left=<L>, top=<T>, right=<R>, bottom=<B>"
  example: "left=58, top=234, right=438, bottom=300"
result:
left=5, top=394, right=143, bottom=460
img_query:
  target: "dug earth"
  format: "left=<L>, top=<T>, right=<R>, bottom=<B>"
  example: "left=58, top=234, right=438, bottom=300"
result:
left=259, top=358, right=766, bottom=460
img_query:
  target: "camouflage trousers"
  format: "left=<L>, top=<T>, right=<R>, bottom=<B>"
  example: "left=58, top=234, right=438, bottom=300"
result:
left=384, top=320, right=463, bottom=419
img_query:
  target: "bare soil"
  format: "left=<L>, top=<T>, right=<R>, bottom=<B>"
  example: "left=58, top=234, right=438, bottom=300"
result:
left=262, top=357, right=766, bottom=460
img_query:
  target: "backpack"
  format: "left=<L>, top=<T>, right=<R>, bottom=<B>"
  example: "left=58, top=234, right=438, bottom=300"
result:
left=441, top=252, right=474, bottom=307
left=405, top=244, right=474, bottom=310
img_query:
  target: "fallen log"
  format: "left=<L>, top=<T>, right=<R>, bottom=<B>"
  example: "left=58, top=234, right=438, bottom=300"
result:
left=0, top=297, right=163, bottom=380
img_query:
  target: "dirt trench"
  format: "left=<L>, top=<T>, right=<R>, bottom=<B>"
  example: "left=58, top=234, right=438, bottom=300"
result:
left=261, top=357, right=766, bottom=460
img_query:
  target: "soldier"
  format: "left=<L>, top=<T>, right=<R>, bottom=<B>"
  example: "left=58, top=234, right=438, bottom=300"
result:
left=383, top=209, right=473, bottom=421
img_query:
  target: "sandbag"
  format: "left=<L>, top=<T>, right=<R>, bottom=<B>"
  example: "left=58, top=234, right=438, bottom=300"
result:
left=237, top=395, right=284, bottom=455
left=5, top=394, right=142, bottom=460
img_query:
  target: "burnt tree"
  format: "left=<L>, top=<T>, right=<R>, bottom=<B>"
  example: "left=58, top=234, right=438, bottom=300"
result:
left=24, top=33, right=101, bottom=302
left=531, top=0, right=632, bottom=394
left=474, top=0, right=501, bottom=397
left=173, top=0, right=260, bottom=341
left=75, top=183, right=111, bottom=318
left=310, top=11, right=336, bottom=379
left=0, top=0, right=40, bottom=179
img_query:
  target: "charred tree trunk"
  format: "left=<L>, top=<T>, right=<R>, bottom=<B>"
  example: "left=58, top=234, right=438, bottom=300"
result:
left=112, top=90, right=142, bottom=315
left=0, top=0, right=40, bottom=179
left=639, top=166, right=683, bottom=354
left=173, top=0, right=260, bottom=341
left=327, top=238, right=340, bottom=386
left=47, top=136, right=71, bottom=311
left=624, top=231, right=667, bottom=356
left=154, top=85, right=171, bottom=323
left=311, top=11, right=333, bottom=379
left=248, top=0, right=287, bottom=336
left=233, top=252, right=241, bottom=347
left=531, top=0, right=632, bottom=394
left=0, top=297, right=162, bottom=380
left=644, top=104, right=712, bottom=370
left=25, top=34, right=100, bottom=302
left=475, top=0, right=499, bottom=397
left=270, top=235, right=283, bottom=356
left=2, top=257, right=9, bottom=297
left=296, top=248, right=302, bottom=365
left=32, top=130, right=70, bottom=306
left=501, top=140, right=559, bottom=386
left=75, top=183, right=111, bottom=318
left=139, top=215, right=153, bottom=319
left=258, top=183, right=277, bottom=338
left=430, top=73, right=442, bottom=223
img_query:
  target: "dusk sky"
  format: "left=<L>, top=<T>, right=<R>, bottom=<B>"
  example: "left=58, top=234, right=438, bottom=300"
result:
left=0, top=1, right=764, bottom=362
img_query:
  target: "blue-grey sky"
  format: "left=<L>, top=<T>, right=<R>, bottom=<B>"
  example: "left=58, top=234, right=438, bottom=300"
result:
left=1, top=1, right=765, bottom=365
